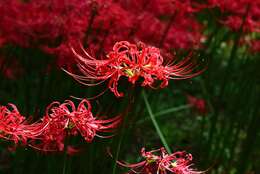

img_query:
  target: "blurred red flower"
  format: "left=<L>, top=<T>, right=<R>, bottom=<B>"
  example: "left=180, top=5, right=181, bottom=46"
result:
left=209, top=0, right=260, bottom=32
left=249, top=39, right=260, bottom=53
left=187, top=95, right=207, bottom=115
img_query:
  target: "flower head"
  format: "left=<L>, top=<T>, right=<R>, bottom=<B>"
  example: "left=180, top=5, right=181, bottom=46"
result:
left=117, top=147, right=202, bottom=174
left=67, top=41, right=204, bottom=97
left=31, top=99, right=121, bottom=152
left=187, top=95, right=207, bottom=115
left=0, top=103, right=48, bottom=145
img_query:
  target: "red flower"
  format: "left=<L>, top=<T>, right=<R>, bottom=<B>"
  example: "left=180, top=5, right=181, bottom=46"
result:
left=209, top=0, right=260, bottom=32
left=66, top=145, right=81, bottom=156
left=117, top=147, right=202, bottom=174
left=0, top=103, right=48, bottom=145
left=186, top=95, right=207, bottom=115
left=0, top=35, right=5, bottom=47
left=248, top=39, right=260, bottom=53
left=0, top=98, right=120, bottom=152
left=67, top=41, right=204, bottom=97
left=30, top=99, right=121, bottom=152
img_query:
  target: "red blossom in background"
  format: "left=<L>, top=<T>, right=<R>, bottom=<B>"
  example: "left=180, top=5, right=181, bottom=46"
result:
left=0, top=55, right=24, bottom=80
left=186, top=95, right=207, bottom=115
left=0, top=0, right=206, bottom=70
left=117, top=147, right=202, bottom=174
left=67, top=41, right=204, bottom=97
left=209, top=0, right=260, bottom=32
left=119, top=0, right=205, bottom=50
left=86, top=0, right=134, bottom=53
left=0, top=0, right=90, bottom=47
left=0, top=36, right=5, bottom=47
left=0, top=0, right=91, bottom=69
left=248, top=39, right=260, bottom=53
left=163, top=16, right=204, bottom=50
left=66, top=145, right=81, bottom=156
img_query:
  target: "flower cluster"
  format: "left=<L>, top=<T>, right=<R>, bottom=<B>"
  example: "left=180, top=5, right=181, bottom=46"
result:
left=1, top=0, right=258, bottom=72
left=67, top=41, right=204, bottom=97
left=0, top=99, right=120, bottom=152
left=0, top=0, right=208, bottom=171
left=117, top=147, right=201, bottom=174
left=0, top=0, right=206, bottom=71
left=0, top=0, right=90, bottom=47
left=117, top=0, right=205, bottom=50
left=209, top=0, right=260, bottom=32
left=0, top=0, right=91, bottom=68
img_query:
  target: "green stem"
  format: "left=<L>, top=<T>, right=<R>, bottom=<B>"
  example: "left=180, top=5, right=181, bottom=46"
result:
left=155, top=105, right=191, bottom=117
left=142, top=90, right=171, bottom=153
left=62, top=150, right=68, bottom=174
left=219, top=4, right=251, bottom=98
left=137, top=104, right=191, bottom=124
left=62, top=135, right=69, bottom=174
left=112, top=86, right=135, bottom=174
left=112, top=123, right=125, bottom=174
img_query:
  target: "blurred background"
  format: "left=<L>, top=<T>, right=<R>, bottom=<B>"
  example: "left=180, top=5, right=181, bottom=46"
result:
left=0, top=0, right=259, bottom=174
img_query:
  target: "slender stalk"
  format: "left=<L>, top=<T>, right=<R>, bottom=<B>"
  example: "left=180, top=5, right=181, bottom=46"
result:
left=62, top=135, right=69, bottom=174
left=142, top=90, right=171, bottom=153
left=112, top=86, right=135, bottom=174
left=137, top=104, right=191, bottom=124
left=62, top=151, right=68, bottom=174
left=155, top=104, right=191, bottom=117
left=206, top=6, right=250, bottom=160
left=219, top=4, right=251, bottom=97
left=112, top=118, right=126, bottom=174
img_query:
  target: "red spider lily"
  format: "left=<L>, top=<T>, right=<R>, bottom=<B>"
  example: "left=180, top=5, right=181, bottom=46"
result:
left=30, top=99, right=121, bottom=152
left=117, top=147, right=202, bottom=174
left=0, top=103, right=49, bottom=145
left=187, top=95, right=207, bottom=115
left=66, top=41, right=204, bottom=97
left=248, top=39, right=260, bottom=53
